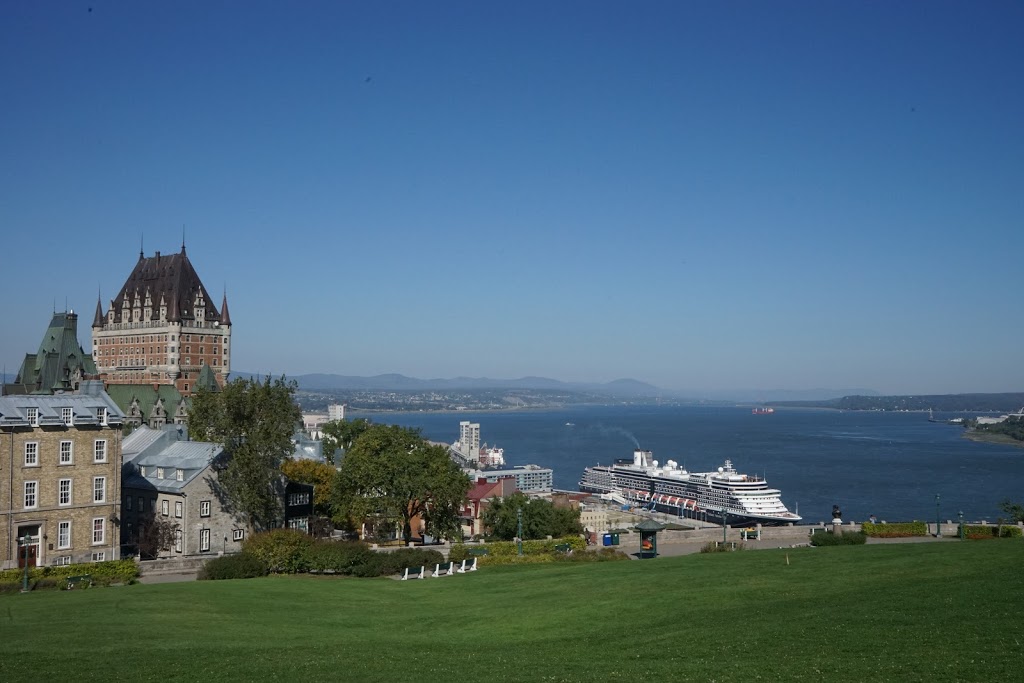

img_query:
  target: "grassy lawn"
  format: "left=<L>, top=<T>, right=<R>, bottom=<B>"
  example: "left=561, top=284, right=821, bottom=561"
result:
left=2, top=541, right=1022, bottom=682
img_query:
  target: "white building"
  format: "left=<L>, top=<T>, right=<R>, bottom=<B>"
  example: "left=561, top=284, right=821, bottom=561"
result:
left=328, top=404, right=345, bottom=422
left=458, top=421, right=480, bottom=458
left=471, top=464, right=553, bottom=492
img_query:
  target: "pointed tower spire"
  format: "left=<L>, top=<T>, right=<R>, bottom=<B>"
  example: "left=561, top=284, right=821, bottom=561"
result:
left=220, top=290, right=231, bottom=326
left=140, top=234, right=145, bottom=260
left=93, top=292, right=104, bottom=328
left=181, top=225, right=186, bottom=254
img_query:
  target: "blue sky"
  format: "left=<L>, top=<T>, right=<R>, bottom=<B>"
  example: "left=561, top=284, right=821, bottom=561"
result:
left=2, top=2, right=1022, bottom=396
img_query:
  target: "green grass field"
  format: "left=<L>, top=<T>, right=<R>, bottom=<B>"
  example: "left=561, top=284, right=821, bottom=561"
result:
left=2, top=541, right=1022, bottom=682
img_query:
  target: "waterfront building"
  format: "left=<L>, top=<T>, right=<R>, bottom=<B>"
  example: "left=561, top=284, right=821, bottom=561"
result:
left=470, top=464, right=554, bottom=492
left=91, top=244, right=231, bottom=397
left=0, top=387, right=124, bottom=569
left=457, top=421, right=480, bottom=459
left=327, top=403, right=345, bottom=422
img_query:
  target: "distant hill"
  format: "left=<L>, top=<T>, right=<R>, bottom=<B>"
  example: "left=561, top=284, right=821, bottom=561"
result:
left=233, top=372, right=663, bottom=397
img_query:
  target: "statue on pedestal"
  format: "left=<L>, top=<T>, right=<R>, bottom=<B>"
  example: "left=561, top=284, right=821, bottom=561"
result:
left=832, top=505, right=843, bottom=524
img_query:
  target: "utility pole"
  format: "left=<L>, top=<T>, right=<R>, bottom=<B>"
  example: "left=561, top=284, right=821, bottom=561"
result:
left=517, top=508, right=523, bottom=556
left=935, top=494, right=941, bottom=538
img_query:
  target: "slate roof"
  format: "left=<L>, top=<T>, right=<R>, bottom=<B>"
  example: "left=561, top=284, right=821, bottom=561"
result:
left=0, top=392, right=124, bottom=428
left=121, top=424, right=222, bottom=493
left=6, top=312, right=97, bottom=394
left=106, top=245, right=226, bottom=325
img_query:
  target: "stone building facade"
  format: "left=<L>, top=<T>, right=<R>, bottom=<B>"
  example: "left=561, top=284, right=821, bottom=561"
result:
left=0, top=391, right=124, bottom=569
left=91, top=244, right=231, bottom=397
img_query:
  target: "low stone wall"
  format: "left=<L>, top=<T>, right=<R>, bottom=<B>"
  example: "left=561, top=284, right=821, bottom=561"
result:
left=138, top=554, right=221, bottom=575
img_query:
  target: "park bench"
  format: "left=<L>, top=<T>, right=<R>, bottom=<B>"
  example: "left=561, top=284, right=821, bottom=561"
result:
left=457, top=557, right=478, bottom=573
left=66, top=574, right=92, bottom=589
left=554, top=543, right=572, bottom=554
left=432, top=561, right=455, bottom=577
left=401, top=566, right=425, bottom=580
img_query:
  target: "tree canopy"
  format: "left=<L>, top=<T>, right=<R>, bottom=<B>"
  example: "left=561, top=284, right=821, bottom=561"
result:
left=189, top=375, right=302, bottom=530
left=319, top=417, right=372, bottom=464
left=332, top=424, right=470, bottom=542
left=280, top=458, right=337, bottom=517
left=482, top=491, right=583, bottom=541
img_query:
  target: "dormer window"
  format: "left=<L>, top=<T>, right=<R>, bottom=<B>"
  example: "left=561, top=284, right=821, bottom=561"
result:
left=176, top=469, right=184, bottom=481
left=26, top=407, right=39, bottom=426
left=157, top=467, right=164, bottom=479
left=97, top=407, right=107, bottom=426
left=61, top=407, right=73, bottom=426
left=139, top=466, right=147, bottom=477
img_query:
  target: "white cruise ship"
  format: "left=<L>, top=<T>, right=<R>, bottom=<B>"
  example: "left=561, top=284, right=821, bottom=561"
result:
left=579, top=449, right=801, bottom=526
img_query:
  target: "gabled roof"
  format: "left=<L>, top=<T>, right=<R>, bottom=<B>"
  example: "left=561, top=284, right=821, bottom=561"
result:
left=6, top=312, right=97, bottom=394
left=194, top=364, right=220, bottom=393
left=106, top=246, right=227, bottom=326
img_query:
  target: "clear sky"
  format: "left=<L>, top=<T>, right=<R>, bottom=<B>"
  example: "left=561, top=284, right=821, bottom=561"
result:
left=2, top=2, right=1022, bottom=396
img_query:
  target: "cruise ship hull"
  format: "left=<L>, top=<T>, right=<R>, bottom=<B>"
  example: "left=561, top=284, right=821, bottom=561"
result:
left=579, top=450, right=802, bottom=526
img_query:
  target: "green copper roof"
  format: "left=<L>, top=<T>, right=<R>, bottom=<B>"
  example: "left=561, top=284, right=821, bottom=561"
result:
left=7, top=312, right=97, bottom=394
left=105, top=383, right=187, bottom=422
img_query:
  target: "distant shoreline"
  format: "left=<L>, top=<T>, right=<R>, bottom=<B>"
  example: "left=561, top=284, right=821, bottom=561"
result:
left=963, top=430, right=1024, bottom=449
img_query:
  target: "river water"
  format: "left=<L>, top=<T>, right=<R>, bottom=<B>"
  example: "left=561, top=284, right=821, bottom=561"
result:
left=371, top=405, right=1023, bottom=525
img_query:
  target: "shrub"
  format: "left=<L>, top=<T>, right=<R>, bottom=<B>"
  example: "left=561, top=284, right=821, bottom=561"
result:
left=961, top=524, right=1023, bottom=539
left=810, top=531, right=867, bottom=546
left=449, top=537, right=586, bottom=563
left=352, top=548, right=445, bottom=578
left=199, top=553, right=268, bottom=580
left=699, top=542, right=744, bottom=553
left=304, top=541, right=374, bottom=574
left=0, top=560, right=139, bottom=592
left=243, top=529, right=316, bottom=573
left=861, top=521, right=927, bottom=538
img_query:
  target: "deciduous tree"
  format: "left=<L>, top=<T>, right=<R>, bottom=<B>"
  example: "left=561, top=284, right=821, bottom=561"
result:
left=280, top=458, right=337, bottom=516
left=189, top=375, right=301, bottom=530
left=320, top=417, right=372, bottom=464
left=332, top=424, right=470, bottom=542
left=482, top=491, right=582, bottom=541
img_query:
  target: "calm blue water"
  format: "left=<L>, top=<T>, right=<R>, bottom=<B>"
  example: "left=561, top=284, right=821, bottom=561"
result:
left=370, top=405, right=1024, bottom=525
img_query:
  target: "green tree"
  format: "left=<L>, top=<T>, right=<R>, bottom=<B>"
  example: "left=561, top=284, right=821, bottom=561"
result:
left=482, top=492, right=583, bottom=541
left=189, top=375, right=302, bottom=530
left=332, top=424, right=470, bottom=543
left=280, top=458, right=337, bottom=517
left=319, top=417, right=372, bottom=464
left=999, top=500, right=1024, bottom=523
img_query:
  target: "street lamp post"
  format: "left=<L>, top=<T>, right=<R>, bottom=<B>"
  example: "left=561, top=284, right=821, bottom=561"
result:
left=958, top=511, right=964, bottom=540
left=935, top=494, right=941, bottom=538
left=516, top=508, right=523, bottom=557
left=722, top=509, right=729, bottom=545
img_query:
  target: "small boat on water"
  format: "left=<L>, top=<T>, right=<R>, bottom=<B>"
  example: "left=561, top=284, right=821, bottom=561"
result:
left=752, top=407, right=774, bottom=414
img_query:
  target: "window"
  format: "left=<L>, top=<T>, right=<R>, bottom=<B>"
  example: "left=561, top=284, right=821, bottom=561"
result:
left=91, top=551, right=106, bottom=562
left=288, top=492, right=311, bottom=506
left=97, top=407, right=107, bottom=425
left=26, top=407, right=39, bottom=426
left=138, top=496, right=144, bottom=512
left=161, top=500, right=169, bottom=516
left=139, top=466, right=146, bottom=477
left=62, top=407, right=73, bottom=425
left=24, top=481, right=38, bottom=508
left=54, top=556, right=72, bottom=566
left=156, top=467, right=164, bottom=479
left=59, top=479, right=72, bottom=506
left=94, top=440, right=107, bottom=463
left=174, top=501, right=183, bottom=518
left=176, top=469, right=184, bottom=481
left=92, top=518, right=105, bottom=545
left=200, top=529, right=211, bottom=552
left=126, top=496, right=133, bottom=511
left=233, top=529, right=244, bottom=541
left=58, top=440, right=73, bottom=464
left=58, top=521, right=71, bottom=549
left=93, top=477, right=106, bottom=503
left=175, top=530, right=183, bottom=553
left=24, top=442, right=38, bottom=466
left=200, top=500, right=211, bottom=517
left=287, top=517, right=309, bottom=532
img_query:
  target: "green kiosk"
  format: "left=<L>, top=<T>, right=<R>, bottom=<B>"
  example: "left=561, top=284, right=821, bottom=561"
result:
left=634, top=518, right=666, bottom=559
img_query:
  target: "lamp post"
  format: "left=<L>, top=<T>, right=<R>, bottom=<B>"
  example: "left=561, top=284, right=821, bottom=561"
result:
left=722, top=509, right=729, bottom=544
left=935, top=494, right=941, bottom=538
left=18, top=534, right=34, bottom=593
left=958, top=511, right=964, bottom=540
left=516, top=508, right=523, bottom=557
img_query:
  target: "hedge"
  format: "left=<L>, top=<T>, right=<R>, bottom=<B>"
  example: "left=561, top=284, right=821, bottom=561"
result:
left=449, top=537, right=588, bottom=564
left=243, top=529, right=316, bottom=573
left=0, top=559, right=139, bottom=593
left=241, top=531, right=443, bottom=578
left=199, top=553, right=268, bottom=580
left=961, top=524, right=1023, bottom=539
left=351, top=548, right=445, bottom=577
left=861, top=521, right=928, bottom=538
left=810, top=531, right=867, bottom=546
